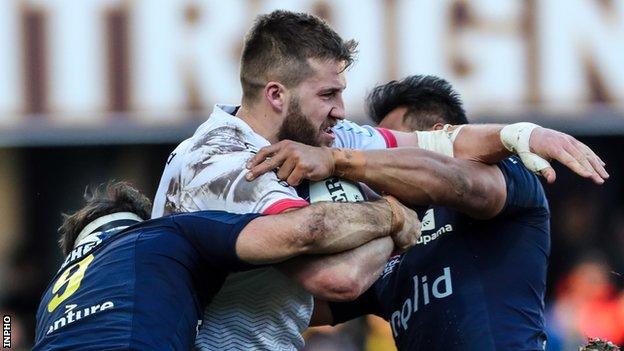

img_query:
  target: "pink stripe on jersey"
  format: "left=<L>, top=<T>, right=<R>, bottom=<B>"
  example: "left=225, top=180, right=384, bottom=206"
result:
left=263, top=198, right=309, bottom=215
left=376, top=128, right=398, bottom=148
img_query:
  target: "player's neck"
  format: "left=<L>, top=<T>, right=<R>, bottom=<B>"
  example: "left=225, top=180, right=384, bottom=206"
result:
left=236, top=104, right=280, bottom=144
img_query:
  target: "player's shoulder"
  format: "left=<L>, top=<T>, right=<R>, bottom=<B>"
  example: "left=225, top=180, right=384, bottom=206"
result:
left=333, top=120, right=377, bottom=137
left=141, top=211, right=248, bottom=234
left=175, top=110, right=259, bottom=179
left=188, top=117, right=252, bottom=154
left=332, top=120, right=391, bottom=149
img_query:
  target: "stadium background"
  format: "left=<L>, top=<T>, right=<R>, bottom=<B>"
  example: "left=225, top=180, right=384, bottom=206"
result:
left=0, top=0, right=623, bottom=349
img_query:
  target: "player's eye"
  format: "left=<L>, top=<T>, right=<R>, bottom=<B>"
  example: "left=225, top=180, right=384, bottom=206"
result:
left=321, top=91, right=336, bottom=99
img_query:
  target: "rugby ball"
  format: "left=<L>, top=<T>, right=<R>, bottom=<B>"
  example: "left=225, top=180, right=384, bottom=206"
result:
left=307, top=177, right=366, bottom=203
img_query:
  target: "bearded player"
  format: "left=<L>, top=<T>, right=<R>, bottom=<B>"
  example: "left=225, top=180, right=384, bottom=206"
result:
left=246, top=75, right=608, bottom=350
left=153, top=11, right=608, bottom=351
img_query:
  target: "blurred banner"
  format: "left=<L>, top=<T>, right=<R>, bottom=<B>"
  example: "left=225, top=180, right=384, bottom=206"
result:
left=1, top=0, right=623, bottom=144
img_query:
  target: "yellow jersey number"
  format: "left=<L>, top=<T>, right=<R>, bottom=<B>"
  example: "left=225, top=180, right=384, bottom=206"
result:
left=47, top=254, right=95, bottom=313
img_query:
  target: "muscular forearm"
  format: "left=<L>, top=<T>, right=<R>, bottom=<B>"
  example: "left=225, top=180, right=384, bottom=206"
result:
left=451, top=124, right=510, bottom=163
left=236, top=200, right=394, bottom=264
left=396, top=124, right=511, bottom=163
left=301, top=200, right=396, bottom=254
left=332, top=147, right=505, bottom=218
left=279, top=237, right=394, bottom=301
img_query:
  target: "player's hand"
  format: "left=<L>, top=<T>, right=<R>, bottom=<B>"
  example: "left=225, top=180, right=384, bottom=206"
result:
left=529, top=128, right=608, bottom=184
left=245, top=140, right=335, bottom=186
left=390, top=202, right=422, bottom=253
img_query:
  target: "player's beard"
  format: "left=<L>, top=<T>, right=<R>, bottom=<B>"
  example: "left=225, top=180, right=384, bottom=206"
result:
left=277, top=96, right=322, bottom=147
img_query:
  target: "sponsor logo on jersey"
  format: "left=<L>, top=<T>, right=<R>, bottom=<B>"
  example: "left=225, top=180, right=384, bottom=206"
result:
left=390, top=267, right=453, bottom=337
left=417, top=209, right=454, bottom=245
left=381, top=255, right=402, bottom=279
left=421, top=209, right=435, bottom=231
left=59, top=234, right=103, bottom=271
left=416, top=224, right=454, bottom=245
left=46, top=301, right=115, bottom=335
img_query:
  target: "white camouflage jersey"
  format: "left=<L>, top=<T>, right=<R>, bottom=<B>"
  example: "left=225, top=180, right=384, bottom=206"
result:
left=152, top=104, right=394, bottom=350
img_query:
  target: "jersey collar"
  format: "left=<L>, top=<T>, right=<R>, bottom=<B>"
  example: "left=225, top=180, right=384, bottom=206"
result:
left=74, top=212, right=143, bottom=249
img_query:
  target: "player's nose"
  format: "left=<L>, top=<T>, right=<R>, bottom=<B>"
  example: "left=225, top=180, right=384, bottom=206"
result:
left=330, top=101, right=346, bottom=120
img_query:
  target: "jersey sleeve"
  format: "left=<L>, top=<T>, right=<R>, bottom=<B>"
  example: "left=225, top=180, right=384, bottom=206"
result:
left=172, top=211, right=263, bottom=271
left=497, top=156, right=550, bottom=219
left=152, top=139, right=192, bottom=218
left=328, top=286, right=384, bottom=325
left=332, top=120, right=397, bottom=150
left=249, top=169, right=310, bottom=214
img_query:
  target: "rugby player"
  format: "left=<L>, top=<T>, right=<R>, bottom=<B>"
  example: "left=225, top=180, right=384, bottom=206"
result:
left=153, top=10, right=608, bottom=350
left=34, top=182, right=420, bottom=350
left=247, top=75, right=606, bottom=350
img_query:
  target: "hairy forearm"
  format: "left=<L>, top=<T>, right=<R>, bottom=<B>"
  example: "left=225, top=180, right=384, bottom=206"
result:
left=236, top=200, right=394, bottom=264
left=332, top=147, right=504, bottom=218
left=302, top=200, right=395, bottom=254
left=279, top=237, right=394, bottom=301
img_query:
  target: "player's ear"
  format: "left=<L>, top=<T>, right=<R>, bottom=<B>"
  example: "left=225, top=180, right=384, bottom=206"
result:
left=431, top=123, right=445, bottom=131
left=264, top=82, right=286, bottom=113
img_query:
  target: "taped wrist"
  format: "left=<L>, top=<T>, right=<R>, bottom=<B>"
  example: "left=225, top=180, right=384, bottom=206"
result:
left=499, top=122, right=539, bottom=153
left=500, top=122, right=551, bottom=173
left=383, top=195, right=405, bottom=235
left=415, top=124, right=464, bottom=157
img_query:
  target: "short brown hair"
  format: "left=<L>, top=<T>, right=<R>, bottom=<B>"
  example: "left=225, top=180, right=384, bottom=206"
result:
left=240, top=10, right=358, bottom=103
left=58, top=181, right=152, bottom=256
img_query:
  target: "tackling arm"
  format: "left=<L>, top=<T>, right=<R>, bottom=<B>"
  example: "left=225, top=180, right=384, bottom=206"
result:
left=246, top=124, right=607, bottom=186
left=392, top=123, right=607, bottom=184
left=390, top=124, right=507, bottom=163
left=235, top=198, right=419, bottom=264
left=278, top=237, right=394, bottom=302
left=332, top=147, right=507, bottom=219
left=245, top=140, right=508, bottom=219
left=236, top=199, right=418, bottom=301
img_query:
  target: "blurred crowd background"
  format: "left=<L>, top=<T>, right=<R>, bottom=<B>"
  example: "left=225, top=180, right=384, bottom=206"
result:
left=0, top=0, right=623, bottom=350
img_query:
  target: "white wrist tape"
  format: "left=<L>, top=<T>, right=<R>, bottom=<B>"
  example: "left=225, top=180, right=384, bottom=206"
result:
left=500, top=122, right=551, bottom=173
left=500, top=122, right=539, bottom=153
left=415, top=125, right=464, bottom=157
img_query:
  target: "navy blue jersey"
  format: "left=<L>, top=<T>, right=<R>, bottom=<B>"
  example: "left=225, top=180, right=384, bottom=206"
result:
left=330, top=157, right=550, bottom=350
left=34, top=211, right=261, bottom=351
